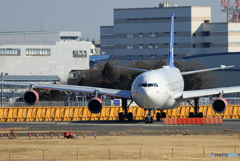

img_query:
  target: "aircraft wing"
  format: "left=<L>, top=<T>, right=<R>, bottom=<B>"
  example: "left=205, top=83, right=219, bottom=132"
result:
left=181, top=86, right=240, bottom=100
left=0, top=81, right=132, bottom=99
left=181, top=65, right=234, bottom=76
left=114, top=66, right=149, bottom=72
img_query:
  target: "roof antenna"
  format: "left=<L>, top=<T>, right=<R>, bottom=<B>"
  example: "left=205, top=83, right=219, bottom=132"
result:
left=41, top=18, right=42, bottom=31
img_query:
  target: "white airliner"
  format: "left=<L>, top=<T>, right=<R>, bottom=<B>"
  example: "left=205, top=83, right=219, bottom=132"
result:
left=0, top=13, right=239, bottom=123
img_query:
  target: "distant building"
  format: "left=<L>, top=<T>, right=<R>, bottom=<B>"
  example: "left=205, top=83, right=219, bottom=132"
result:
left=0, top=31, right=94, bottom=81
left=100, top=3, right=240, bottom=87
left=100, top=3, right=240, bottom=62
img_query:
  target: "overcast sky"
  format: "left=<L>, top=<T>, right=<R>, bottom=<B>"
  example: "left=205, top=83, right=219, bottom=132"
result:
left=0, top=0, right=227, bottom=40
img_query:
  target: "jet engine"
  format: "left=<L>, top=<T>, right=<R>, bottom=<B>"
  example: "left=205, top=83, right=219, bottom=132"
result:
left=23, top=90, right=39, bottom=106
left=88, top=97, right=103, bottom=113
left=212, top=97, right=228, bottom=113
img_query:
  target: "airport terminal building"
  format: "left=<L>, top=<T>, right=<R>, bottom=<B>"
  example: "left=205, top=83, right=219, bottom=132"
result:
left=0, top=31, right=93, bottom=82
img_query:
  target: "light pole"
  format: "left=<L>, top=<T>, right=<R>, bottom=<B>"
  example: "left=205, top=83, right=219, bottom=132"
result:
left=1, top=72, right=8, bottom=107
left=10, top=88, right=17, bottom=107
left=1, top=72, right=3, bottom=107
left=50, top=67, right=56, bottom=84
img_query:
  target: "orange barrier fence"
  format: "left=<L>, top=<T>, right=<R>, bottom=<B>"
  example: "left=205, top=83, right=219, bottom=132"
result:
left=163, top=118, right=222, bottom=125
left=163, top=118, right=177, bottom=125
left=177, top=118, right=204, bottom=125
left=0, top=105, right=239, bottom=122
left=204, top=118, right=222, bottom=124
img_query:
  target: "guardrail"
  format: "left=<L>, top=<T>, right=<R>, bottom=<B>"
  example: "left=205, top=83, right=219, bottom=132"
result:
left=0, top=105, right=239, bottom=122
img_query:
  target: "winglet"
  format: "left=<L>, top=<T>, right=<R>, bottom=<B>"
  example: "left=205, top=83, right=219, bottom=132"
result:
left=168, top=13, right=174, bottom=68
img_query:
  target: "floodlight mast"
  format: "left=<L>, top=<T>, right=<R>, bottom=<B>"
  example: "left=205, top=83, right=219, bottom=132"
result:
left=221, top=0, right=240, bottom=22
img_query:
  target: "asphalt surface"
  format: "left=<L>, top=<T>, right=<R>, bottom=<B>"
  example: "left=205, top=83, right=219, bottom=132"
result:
left=0, top=120, right=239, bottom=133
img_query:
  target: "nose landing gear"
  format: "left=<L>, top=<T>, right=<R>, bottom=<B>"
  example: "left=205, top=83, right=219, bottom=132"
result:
left=145, top=110, right=153, bottom=123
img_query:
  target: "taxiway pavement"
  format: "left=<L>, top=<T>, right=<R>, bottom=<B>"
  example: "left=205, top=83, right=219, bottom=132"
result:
left=0, top=120, right=239, bottom=133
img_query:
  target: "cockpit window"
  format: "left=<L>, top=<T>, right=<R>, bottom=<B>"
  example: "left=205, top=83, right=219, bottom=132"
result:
left=141, top=83, right=147, bottom=87
left=138, top=83, right=158, bottom=87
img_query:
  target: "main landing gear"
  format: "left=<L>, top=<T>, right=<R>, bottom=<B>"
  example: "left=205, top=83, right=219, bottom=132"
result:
left=118, top=98, right=133, bottom=121
left=145, top=110, right=153, bottom=123
left=187, top=98, right=203, bottom=117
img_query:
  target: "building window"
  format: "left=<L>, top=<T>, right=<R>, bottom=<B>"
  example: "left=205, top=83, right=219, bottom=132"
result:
left=212, top=42, right=227, bottom=44
left=139, top=55, right=143, bottom=60
left=149, top=55, right=158, bottom=60
left=202, top=31, right=210, bottom=36
left=60, top=36, right=78, bottom=40
left=149, top=44, right=158, bottom=49
left=204, top=20, right=210, bottom=23
left=26, top=48, right=50, bottom=56
left=139, top=33, right=143, bottom=38
left=101, top=45, right=114, bottom=47
left=229, top=42, right=240, bottom=44
left=127, top=55, right=133, bottom=60
left=149, top=44, right=153, bottom=49
left=139, top=44, right=143, bottom=49
left=0, top=48, right=21, bottom=55
left=127, top=33, right=133, bottom=38
left=149, top=32, right=157, bottom=38
left=193, top=44, right=196, bottom=48
left=202, top=43, right=211, bottom=48
left=101, top=33, right=114, bottom=36
left=72, top=50, right=87, bottom=57
left=127, top=44, right=133, bottom=49
left=229, top=30, right=240, bottom=33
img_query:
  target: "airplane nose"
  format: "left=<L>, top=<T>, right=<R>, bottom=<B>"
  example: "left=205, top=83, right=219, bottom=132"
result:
left=133, top=88, right=157, bottom=108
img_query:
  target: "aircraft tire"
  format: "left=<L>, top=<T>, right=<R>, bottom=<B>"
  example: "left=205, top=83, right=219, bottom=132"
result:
left=161, top=112, right=166, bottom=118
left=156, top=113, right=161, bottom=121
left=145, top=117, right=150, bottom=123
left=119, top=113, right=124, bottom=121
left=189, top=112, right=194, bottom=118
left=127, top=112, right=133, bottom=121
left=150, top=117, right=154, bottom=123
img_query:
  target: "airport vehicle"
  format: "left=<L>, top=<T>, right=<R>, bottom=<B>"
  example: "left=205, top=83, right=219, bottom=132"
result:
left=0, top=14, right=239, bottom=123
left=64, top=132, right=75, bottom=139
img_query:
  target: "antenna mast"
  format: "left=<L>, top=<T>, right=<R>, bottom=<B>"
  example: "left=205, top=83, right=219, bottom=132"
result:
left=221, top=0, right=240, bottom=22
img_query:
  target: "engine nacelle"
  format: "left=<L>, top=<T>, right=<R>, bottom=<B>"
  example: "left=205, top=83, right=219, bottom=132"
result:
left=88, top=97, right=102, bottom=113
left=23, top=90, right=39, bottom=106
left=212, top=97, right=228, bottom=113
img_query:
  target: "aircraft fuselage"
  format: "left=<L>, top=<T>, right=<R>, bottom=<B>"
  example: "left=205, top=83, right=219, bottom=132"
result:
left=131, top=66, right=184, bottom=110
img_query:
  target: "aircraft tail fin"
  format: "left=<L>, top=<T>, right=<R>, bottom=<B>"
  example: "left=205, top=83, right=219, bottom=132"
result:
left=167, top=13, right=175, bottom=68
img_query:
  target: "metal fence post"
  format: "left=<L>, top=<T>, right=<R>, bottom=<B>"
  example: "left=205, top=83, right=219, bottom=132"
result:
left=140, top=148, right=142, bottom=158
left=9, top=151, right=11, bottom=161
left=203, top=148, right=205, bottom=157
left=109, top=149, right=111, bottom=160
left=172, top=148, right=174, bottom=157
left=77, top=150, right=79, bottom=160
left=43, top=150, right=45, bottom=161
left=235, top=146, right=236, bottom=153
